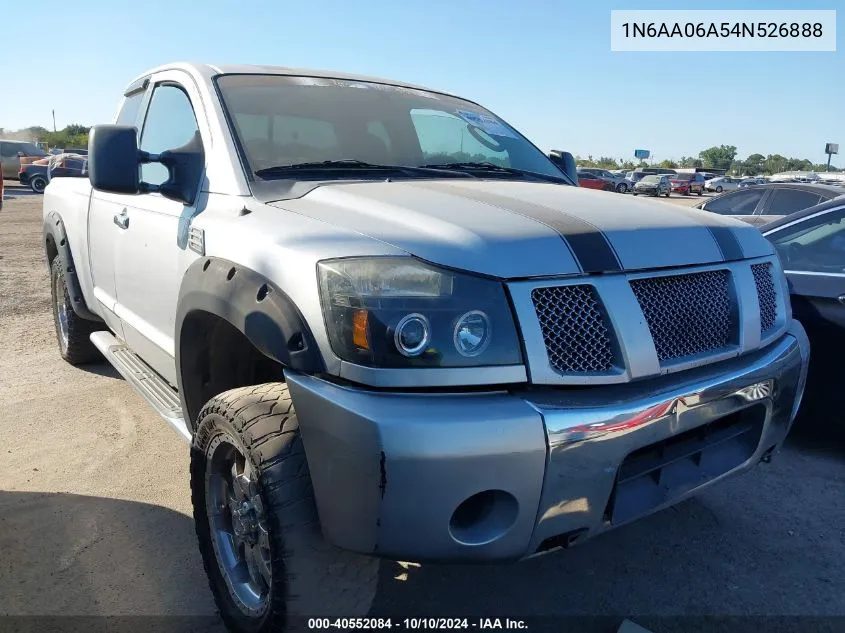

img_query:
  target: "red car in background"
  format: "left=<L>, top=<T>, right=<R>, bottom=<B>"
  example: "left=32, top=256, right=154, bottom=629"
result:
left=577, top=170, right=615, bottom=191
left=669, top=172, right=706, bottom=196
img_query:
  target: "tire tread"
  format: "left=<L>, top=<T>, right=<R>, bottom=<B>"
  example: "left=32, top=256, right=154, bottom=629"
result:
left=190, top=382, right=378, bottom=632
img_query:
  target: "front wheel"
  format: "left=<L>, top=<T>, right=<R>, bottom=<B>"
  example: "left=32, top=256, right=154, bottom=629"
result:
left=716, top=186, right=723, bottom=193
left=665, top=189, right=671, bottom=197
left=632, top=192, right=638, bottom=196
left=50, top=258, right=99, bottom=364
left=191, top=383, right=379, bottom=632
left=616, top=182, right=627, bottom=193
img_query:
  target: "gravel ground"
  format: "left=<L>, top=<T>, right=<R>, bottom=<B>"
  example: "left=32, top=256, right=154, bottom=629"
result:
left=1, top=184, right=844, bottom=633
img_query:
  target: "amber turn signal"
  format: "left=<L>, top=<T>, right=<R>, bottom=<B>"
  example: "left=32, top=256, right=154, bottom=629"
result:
left=352, top=309, right=370, bottom=350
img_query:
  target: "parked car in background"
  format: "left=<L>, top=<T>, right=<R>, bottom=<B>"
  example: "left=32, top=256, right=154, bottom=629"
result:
left=19, top=164, right=50, bottom=194
left=0, top=163, right=4, bottom=210
left=577, top=169, right=615, bottom=191
left=705, top=176, right=742, bottom=193
left=669, top=172, right=706, bottom=196
left=633, top=174, right=671, bottom=197
left=0, top=140, right=49, bottom=181
left=762, top=199, right=845, bottom=437
left=20, top=152, right=88, bottom=193
left=739, top=177, right=768, bottom=188
left=624, top=170, right=649, bottom=190
left=579, top=167, right=629, bottom=192
left=694, top=183, right=844, bottom=226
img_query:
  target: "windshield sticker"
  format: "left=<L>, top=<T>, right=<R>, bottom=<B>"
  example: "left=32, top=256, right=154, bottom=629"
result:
left=455, top=110, right=517, bottom=138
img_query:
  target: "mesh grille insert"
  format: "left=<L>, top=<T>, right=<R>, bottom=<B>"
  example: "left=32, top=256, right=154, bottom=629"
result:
left=630, top=270, right=733, bottom=362
left=531, top=285, right=614, bottom=373
left=751, top=263, right=777, bottom=333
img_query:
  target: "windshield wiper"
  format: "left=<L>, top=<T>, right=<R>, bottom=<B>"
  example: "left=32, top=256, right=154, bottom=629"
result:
left=255, top=160, right=475, bottom=179
left=420, top=162, right=569, bottom=183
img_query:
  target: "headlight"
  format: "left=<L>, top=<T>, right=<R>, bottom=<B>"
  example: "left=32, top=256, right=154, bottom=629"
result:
left=317, top=257, right=522, bottom=368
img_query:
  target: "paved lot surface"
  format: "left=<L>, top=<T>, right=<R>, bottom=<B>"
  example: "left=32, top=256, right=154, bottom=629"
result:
left=1, top=184, right=844, bottom=633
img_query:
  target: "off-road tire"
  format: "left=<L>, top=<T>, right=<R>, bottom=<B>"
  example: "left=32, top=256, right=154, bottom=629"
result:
left=30, top=175, right=48, bottom=194
left=50, top=258, right=99, bottom=364
left=191, top=383, right=379, bottom=632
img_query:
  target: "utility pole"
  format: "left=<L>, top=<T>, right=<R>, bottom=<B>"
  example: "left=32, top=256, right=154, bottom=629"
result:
left=52, top=110, right=57, bottom=132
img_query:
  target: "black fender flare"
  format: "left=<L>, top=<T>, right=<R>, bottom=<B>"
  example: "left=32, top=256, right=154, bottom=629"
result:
left=43, top=211, right=103, bottom=322
left=175, top=257, right=325, bottom=425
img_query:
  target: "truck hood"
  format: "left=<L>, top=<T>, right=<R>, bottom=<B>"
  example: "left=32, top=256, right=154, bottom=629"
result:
left=270, top=179, right=774, bottom=279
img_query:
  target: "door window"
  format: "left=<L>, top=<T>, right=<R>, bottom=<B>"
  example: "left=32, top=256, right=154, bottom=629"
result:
left=763, top=189, right=822, bottom=216
left=139, top=84, right=200, bottom=185
left=768, top=209, right=845, bottom=272
left=702, top=189, right=765, bottom=215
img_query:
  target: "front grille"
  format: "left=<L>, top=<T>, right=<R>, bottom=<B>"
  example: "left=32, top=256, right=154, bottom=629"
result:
left=630, top=270, right=733, bottom=362
left=531, top=285, right=614, bottom=373
left=751, top=263, right=777, bottom=333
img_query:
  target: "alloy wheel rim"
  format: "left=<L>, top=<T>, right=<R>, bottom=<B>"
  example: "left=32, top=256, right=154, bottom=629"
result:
left=55, top=274, right=69, bottom=350
left=206, top=437, right=272, bottom=616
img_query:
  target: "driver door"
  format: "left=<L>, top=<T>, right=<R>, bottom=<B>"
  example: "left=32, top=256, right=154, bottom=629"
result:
left=112, top=71, right=210, bottom=386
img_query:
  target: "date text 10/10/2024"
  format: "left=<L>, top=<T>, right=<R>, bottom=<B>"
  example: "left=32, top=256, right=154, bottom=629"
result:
left=307, top=618, right=529, bottom=630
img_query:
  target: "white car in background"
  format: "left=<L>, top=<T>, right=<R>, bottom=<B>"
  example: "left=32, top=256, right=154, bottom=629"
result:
left=705, top=176, right=742, bottom=193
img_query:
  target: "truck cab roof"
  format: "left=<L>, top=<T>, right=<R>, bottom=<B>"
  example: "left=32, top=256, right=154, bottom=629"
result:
left=124, top=62, right=461, bottom=101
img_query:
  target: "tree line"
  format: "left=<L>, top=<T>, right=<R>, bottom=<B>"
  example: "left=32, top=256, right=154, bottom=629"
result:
left=576, top=144, right=840, bottom=175
left=0, top=125, right=90, bottom=151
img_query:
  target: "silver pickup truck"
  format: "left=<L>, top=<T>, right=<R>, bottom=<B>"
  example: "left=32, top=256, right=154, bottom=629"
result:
left=43, top=63, right=810, bottom=632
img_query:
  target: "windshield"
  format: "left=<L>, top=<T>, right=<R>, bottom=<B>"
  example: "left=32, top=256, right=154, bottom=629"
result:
left=641, top=175, right=661, bottom=183
left=671, top=173, right=692, bottom=181
left=216, top=74, right=564, bottom=181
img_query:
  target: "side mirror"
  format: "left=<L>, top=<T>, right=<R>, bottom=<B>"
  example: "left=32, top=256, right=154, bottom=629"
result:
left=548, top=150, right=578, bottom=184
left=157, top=131, right=204, bottom=206
left=88, top=124, right=141, bottom=194
left=88, top=124, right=204, bottom=205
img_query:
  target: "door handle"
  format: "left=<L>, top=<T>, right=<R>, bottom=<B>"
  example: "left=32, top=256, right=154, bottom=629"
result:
left=113, top=208, right=129, bottom=230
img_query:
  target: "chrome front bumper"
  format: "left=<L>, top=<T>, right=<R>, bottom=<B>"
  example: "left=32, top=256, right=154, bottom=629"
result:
left=285, top=321, right=809, bottom=563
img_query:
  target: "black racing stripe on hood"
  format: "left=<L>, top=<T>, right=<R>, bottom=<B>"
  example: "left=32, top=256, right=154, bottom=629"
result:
left=406, top=182, right=623, bottom=274
left=707, top=226, right=744, bottom=260
left=667, top=206, right=745, bottom=260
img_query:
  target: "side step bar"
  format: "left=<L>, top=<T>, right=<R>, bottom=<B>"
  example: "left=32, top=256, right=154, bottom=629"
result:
left=90, top=331, right=191, bottom=444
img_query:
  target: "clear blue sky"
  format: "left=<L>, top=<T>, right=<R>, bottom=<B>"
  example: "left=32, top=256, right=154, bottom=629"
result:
left=1, top=0, right=840, bottom=164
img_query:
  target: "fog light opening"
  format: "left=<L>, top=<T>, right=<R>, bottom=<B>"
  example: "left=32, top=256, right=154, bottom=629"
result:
left=448, top=490, right=518, bottom=547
